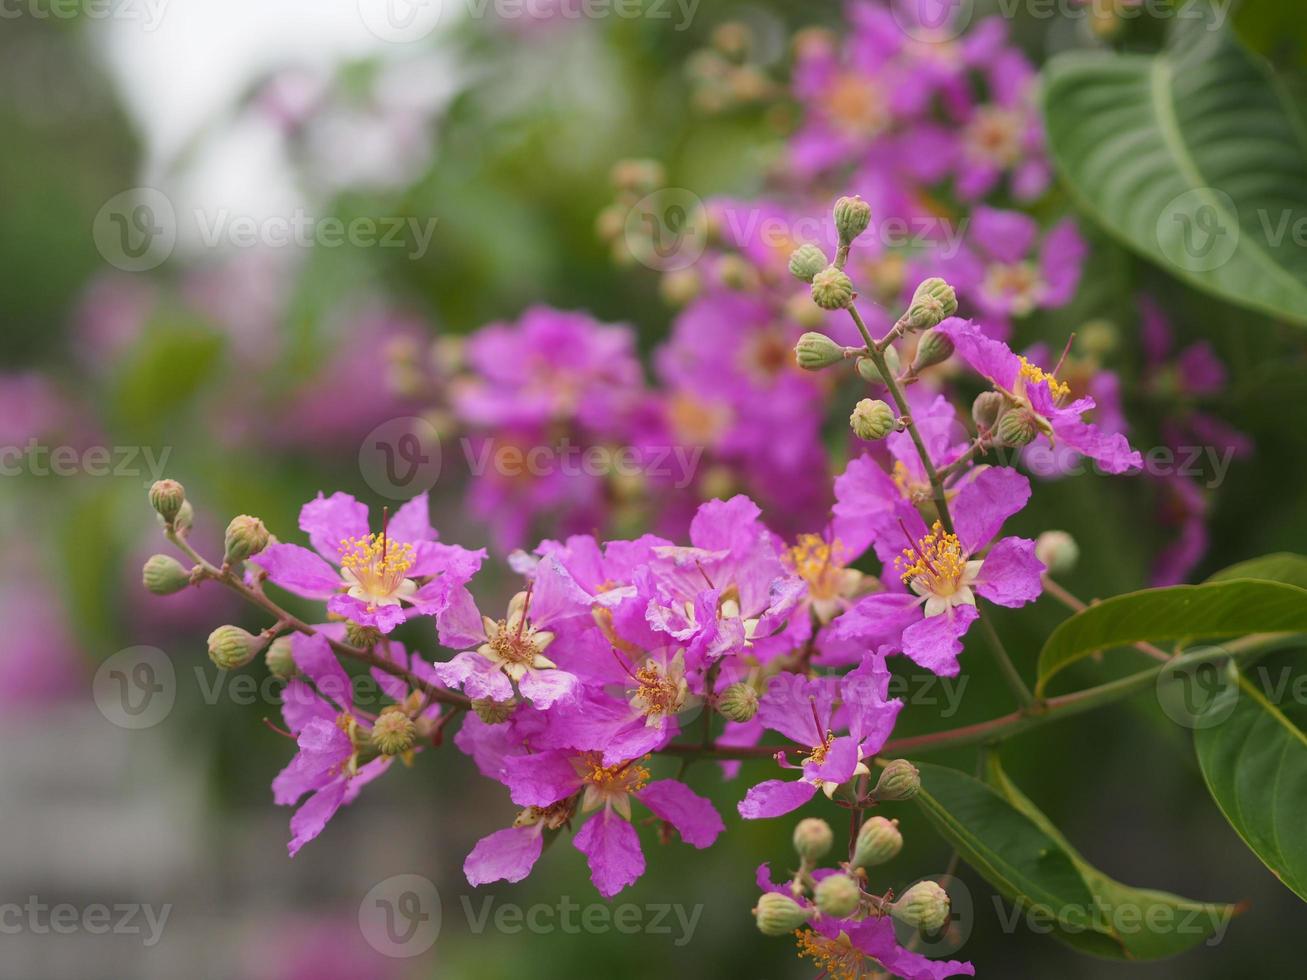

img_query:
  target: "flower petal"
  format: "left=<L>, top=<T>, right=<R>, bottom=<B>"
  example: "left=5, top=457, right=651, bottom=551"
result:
left=738, top=778, right=818, bottom=820
left=573, top=809, right=645, bottom=898
left=637, top=779, right=724, bottom=848
left=464, top=826, right=544, bottom=887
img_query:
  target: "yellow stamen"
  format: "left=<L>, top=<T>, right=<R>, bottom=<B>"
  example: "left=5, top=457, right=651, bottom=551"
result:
left=338, top=534, right=415, bottom=602
left=896, top=521, right=967, bottom=595
left=785, top=535, right=847, bottom=601
left=795, top=928, right=868, bottom=980
left=1018, top=356, right=1071, bottom=402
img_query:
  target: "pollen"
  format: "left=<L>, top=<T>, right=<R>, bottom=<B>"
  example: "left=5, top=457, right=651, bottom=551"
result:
left=786, top=535, right=847, bottom=599
left=805, top=730, right=837, bottom=767
left=632, top=663, right=684, bottom=718
left=339, top=533, right=415, bottom=597
left=896, top=521, right=966, bottom=593
left=584, top=755, right=651, bottom=795
left=487, top=621, right=544, bottom=665
left=1018, top=356, right=1071, bottom=402
left=795, top=928, right=866, bottom=980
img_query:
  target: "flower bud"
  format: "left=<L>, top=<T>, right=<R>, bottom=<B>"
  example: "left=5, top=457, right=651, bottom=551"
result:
left=718, top=682, right=759, bottom=722
left=833, top=195, right=872, bottom=246
left=904, top=278, right=958, bottom=331
left=660, top=268, right=701, bottom=307
left=871, top=759, right=921, bottom=801
left=792, top=817, right=834, bottom=862
left=142, top=554, right=190, bottom=596
left=716, top=254, right=760, bottom=292
left=892, top=880, right=951, bottom=934
left=753, top=892, right=812, bottom=936
left=910, top=329, right=955, bottom=374
left=788, top=243, right=828, bottom=283
left=224, top=515, right=270, bottom=563
left=856, top=346, right=900, bottom=385
left=853, top=816, right=903, bottom=868
left=207, top=625, right=260, bottom=670
left=371, top=707, right=417, bottom=756
left=794, top=332, right=845, bottom=372
left=1079, top=319, right=1118, bottom=358
left=265, top=636, right=297, bottom=681
left=814, top=874, right=861, bottom=918
left=810, top=267, right=854, bottom=310
left=472, top=698, right=516, bottom=724
left=971, top=391, right=1004, bottom=432
left=610, top=158, right=665, bottom=193
left=1035, top=530, right=1079, bottom=576
left=345, top=621, right=382, bottom=649
left=171, top=500, right=194, bottom=535
left=850, top=399, right=896, bottom=441
left=149, top=480, right=186, bottom=523
left=996, top=408, right=1038, bottom=448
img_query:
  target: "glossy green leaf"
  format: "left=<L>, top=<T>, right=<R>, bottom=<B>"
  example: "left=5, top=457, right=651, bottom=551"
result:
left=1041, top=29, right=1307, bottom=325
left=985, top=756, right=1241, bottom=959
left=1036, top=580, right=1307, bottom=695
left=1207, top=553, right=1307, bottom=591
left=1195, top=671, right=1307, bottom=902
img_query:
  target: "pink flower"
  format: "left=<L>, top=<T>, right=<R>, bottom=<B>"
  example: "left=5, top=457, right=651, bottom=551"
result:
left=251, top=491, right=484, bottom=633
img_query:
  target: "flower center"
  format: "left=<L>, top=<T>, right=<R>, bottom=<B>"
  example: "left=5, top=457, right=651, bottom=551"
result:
left=488, top=621, right=547, bottom=665
left=795, top=929, right=868, bottom=980
left=966, top=106, right=1023, bottom=166
left=339, top=533, right=415, bottom=602
left=667, top=392, right=732, bottom=447
left=805, top=730, right=837, bottom=768
left=786, top=535, right=848, bottom=602
left=828, top=73, right=888, bottom=137
left=630, top=661, right=686, bottom=719
left=1018, top=355, right=1071, bottom=402
left=896, top=521, right=967, bottom=596
left=982, top=261, right=1045, bottom=317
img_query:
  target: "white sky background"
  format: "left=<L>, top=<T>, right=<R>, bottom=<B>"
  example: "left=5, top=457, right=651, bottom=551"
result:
left=94, top=0, right=465, bottom=253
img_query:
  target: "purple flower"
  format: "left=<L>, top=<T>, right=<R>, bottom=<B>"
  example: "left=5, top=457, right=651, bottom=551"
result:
left=466, top=750, right=723, bottom=897
left=937, top=318, right=1143, bottom=475
left=431, top=556, right=592, bottom=709
left=250, top=491, right=484, bottom=633
left=829, top=467, right=1044, bottom=677
left=738, top=662, right=902, bottom=819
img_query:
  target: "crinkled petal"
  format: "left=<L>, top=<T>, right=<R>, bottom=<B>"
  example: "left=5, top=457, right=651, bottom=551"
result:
left=502, top=751, right=582, bottom=807
left=637, top=780, right=724, bottom=848
left=464, top=826, right=544, bottom=887
left=429, top=652, right=515, bottom=702
left=953, top=466, right=1031, bottom=554
left=518, top=668, right=579, bottom=709
left=976, top=537, right=1044, bottom=607
left=251, top=543, right=341, bottom=599
left=287, top=777, right=348, bottom=857
left=738, top=778, right=818, bottom=819
left=299, top=492, right=369, bottom=564
left=573, top=809, right=645, bottom=898
left=901, top=606, right=977, bottom=677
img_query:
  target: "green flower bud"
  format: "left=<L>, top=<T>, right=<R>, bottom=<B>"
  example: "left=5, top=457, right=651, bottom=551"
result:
left=814, top=874, right=862, bottom=918
left=1036, top=530, right=1079, bottom=576
left=371, top=707, right=417, bottom=756
left=833, top=195, right=872, bottom=246
left=788, top=243, right=829, bottom=283
left=224, top=515, right=270, bottom=563
left=207, top=625, right=261, bottom=670
left=265, top=636, right=297, bottom=682
left=853, top=816, right=903, bottom=868
left=345, top=621, right=382, bottom=649
left=148, top=480, right=186, bottom=523
left=792, top=817, right=834, bottom=862
left=794, top=332, right=845, bottom=372
left=171, top=500, right=194, bottom=535
left=1079, top=319, right=1118, bottom=358
left=660, top=268, right=701, bottom=307
left=472, top=698, right=517, bottom=724
left=856, top=346, right=900, bottom=385
left=871, top=759, right=921, bottom=801
left=910, top=329, right=955, bottom=374
left=753, top=892, right=812, bottom=936
left=996, top=408, right=1038, bottom=448
left=718, top=682, right=759, bottom=722
left=850, top=399, right=897, bottom=441
left=971, top=391, right=1004, bottom=432
left=892, top=880, right=951, bottom=934
left=904, top=278, right=958, bottom=331
left=810, top=267, right=854, bottom=310
left=142, top=554, right=190, bottom=596
left=716, top=254, right=760, bottom=292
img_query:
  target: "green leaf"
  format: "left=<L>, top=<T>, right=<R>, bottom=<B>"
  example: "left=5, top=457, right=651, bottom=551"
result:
left=1207, top=553, right=1307, bottom=591
left=984, top=756, right=1241, bottom=959
left=912, top=762, right=1098, bottom=932
left=1195, top=670, right=1307, bottom=902
left=1036, top=580, right=1307, bottom=695
left=1041, top=28, right=1307, bottom=326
